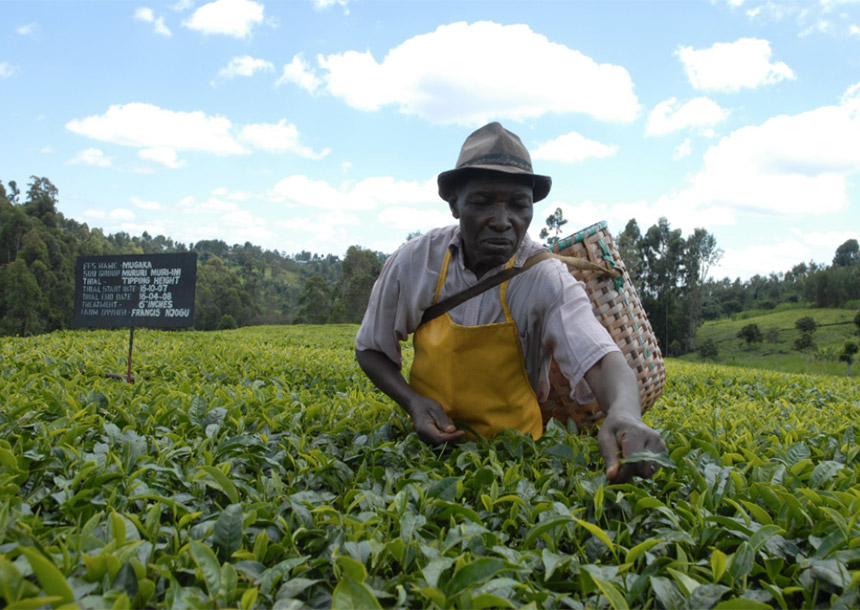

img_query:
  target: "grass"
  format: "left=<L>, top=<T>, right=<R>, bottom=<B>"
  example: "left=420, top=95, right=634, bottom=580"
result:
left=679, top=307, right=859, bottom=377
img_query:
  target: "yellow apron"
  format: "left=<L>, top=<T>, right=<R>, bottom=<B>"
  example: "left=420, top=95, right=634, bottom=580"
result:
left=409, top=250, right=544, bottom=440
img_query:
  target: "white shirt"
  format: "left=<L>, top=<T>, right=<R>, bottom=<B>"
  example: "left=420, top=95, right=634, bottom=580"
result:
left=355, top=225, right=620, bottom=403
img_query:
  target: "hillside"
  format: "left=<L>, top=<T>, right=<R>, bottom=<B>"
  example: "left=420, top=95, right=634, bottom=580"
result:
left=679, top=307, right=859, bottom=376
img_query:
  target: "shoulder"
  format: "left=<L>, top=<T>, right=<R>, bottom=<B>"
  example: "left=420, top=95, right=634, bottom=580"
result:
left=389, top=225, right=457, bottom=262
left=374, top=225, right=457, bottom=290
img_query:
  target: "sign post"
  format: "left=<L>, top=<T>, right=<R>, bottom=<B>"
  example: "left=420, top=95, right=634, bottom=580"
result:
left=73, top=253, right=197, bottom=381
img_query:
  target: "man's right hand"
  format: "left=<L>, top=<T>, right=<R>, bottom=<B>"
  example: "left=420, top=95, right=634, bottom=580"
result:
left=355, top=348, right=465, bottom=446
left=407, top=395, right=465, bottom=446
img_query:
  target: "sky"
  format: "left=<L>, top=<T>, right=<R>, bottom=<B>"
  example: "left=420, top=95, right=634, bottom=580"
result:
left=1, top=0, right=859, bottom=281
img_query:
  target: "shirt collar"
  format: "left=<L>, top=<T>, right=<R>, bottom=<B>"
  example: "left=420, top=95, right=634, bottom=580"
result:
left=446, top=225, right=536, bottom=271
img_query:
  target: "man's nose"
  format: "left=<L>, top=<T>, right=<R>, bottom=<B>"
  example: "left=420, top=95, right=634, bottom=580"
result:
left=488, top=203, right=512, bottom=230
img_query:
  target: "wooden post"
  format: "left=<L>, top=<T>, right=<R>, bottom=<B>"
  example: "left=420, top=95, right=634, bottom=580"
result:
left=127, top=327, right=134, bottom=383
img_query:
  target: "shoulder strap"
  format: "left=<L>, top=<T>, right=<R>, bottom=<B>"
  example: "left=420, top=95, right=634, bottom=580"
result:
left=418, top=250, right=622, bottom=327
left=419, top=251, right=552, bottom=326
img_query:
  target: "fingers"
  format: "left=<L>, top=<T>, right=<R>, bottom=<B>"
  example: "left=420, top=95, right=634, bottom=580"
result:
left=413, top=399, right=464, bottom=446
left=597, top=427, right=622, bottom=482
left=600, top=418, right=667, bottom=483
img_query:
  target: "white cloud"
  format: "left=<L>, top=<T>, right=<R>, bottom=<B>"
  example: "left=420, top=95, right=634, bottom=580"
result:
left=718, top=228, right=860, bottom=279
left=17, top=23, right=38, bottom=36
left=68, top=103, right=324, bottom=163
left=285, top=21, right=639, bottom=125
left=378, top=206, right=454, bottom=231
left=138, top=147, right=185, bottom=168
left=69, top=148, right=113, bottom=167
left=179, top=196, right=237, bottom=214
left=183, top=0, right=263, bottom=38
left=268, top=175, right=438, bottom=211
left=239, top=120, right=330, bottom=159
left=646, top=97, right=730, bottom=136
left=67, top=103, right=246, bottom=156
left=40, top=146, right=53, bottom=154
left=83, top=209, right=106, bottom=219
left=217, top=55, right=274, bottom=80
left=276, top=54, right=322, bottom=92
left=677, top=38, right=794, bottom=92
left=312, top=0, right=349, bottom=14
left=135, top=7, right=154, bottom=21
left=0, top=62, right=18, bottom=79
left=172, top=0, right=195, bottom=10
left=851, top=24, right=860, bottom=36
left=131, top=196, right=162, bottom=210
left=531, top=131, right=618, bottom=164
left=674, top=138, right=693, bottom=159
left=654, top=82, right=860, bottom=222
left=134, top=7, right=172, bottom=36
left=109, top=208, right=136, bottom=221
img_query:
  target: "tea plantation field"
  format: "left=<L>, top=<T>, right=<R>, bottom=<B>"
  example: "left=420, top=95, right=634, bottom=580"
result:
left=1, top=325, right=859, bottom=609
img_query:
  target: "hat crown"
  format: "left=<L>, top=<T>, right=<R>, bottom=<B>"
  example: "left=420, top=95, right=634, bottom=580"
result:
left=455, top=122, right=534, bottom=173
left=437, top=121, right=551, bottom=202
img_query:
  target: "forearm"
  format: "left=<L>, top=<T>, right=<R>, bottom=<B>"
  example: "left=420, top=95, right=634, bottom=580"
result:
left=584, top=351, right=642, bottom=420
left=355, top=347, right=422, bottom=417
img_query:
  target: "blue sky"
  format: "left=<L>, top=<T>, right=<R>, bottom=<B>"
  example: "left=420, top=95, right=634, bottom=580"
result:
left=2, top=0, right=859, bottom=280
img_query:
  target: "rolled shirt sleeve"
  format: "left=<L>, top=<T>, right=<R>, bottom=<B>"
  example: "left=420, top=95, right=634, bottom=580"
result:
left=355, top=230, right=445, bottom=369
left=531, top=259, right=621, bottom=403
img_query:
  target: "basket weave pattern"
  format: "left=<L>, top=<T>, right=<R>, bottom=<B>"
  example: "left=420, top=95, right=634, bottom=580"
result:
left=539, top=221, right=666, bottom=431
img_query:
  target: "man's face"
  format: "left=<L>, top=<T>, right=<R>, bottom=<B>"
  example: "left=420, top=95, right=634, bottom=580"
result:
left=450, top=172, right=534, bottom=277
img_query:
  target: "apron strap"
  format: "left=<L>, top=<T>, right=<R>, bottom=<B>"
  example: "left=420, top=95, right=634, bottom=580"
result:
left=420, top=250, right=622, bottom=327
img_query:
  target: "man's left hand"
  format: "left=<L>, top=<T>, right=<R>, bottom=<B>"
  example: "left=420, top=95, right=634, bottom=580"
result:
left=597, top=412, right=667, bottom=483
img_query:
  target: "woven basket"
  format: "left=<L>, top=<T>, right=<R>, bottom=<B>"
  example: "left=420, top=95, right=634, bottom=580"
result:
left=539, top=220, right=666, bottom=431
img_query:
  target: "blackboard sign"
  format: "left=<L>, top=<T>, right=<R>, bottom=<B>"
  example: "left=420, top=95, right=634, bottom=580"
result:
left=73, top=253, right=197, bottom=328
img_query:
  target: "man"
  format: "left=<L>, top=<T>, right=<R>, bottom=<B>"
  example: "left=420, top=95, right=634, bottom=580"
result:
left=356, top=122, right=666, bottom=483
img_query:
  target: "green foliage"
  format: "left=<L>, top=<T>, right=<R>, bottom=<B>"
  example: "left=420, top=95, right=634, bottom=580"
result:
left=699, top=337, right=718, bottom=360
left=330, top=246, right=383, bottom=324
left=736, top=323, right=763, bottom=346
left=539, top=207, right=568, bottom=246
left=0, top=177, right=356, bottom=336
left=794, top=331, right=815, bottom=352
left=2, top=326, right=860, bottom=608
left=795, top=316, right=818, bottom=334
left=832, top=238, right=859, bottom=267
left=295, top=275, right=332, bottom=324
left=854, top=310, right=860, bottom=333
left=679, top=307, right=858, bottom=376
left=765, top=325, right=780, bottom=344
left=839, top=341, right=858, bottom=375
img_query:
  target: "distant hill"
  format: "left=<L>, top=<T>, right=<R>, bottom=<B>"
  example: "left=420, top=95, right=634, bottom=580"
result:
left=678, top=307, right=858, bottom=377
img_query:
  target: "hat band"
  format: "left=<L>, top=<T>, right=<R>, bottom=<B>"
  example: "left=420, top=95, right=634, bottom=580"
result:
left=459, top=153, right=533, bottom=173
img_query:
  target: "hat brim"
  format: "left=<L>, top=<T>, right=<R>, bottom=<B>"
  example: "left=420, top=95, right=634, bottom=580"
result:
left=438, top=165, right=552, bottom=203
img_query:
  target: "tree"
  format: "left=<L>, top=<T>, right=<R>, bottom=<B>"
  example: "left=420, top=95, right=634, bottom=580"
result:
left=854, top=310, right=860, bottom=334
left=699, top=337, right=718, bottom=360
left=765, top=326, right=780, bottom=344
left=641, top=217, right=685, bottom=353
left=539, top=207, right=568, bottom=246
left=330, top=246, right=383, bottom=323
left=294, top=275, right=332, bottom=324
left=737, top=323, right=763, bottom=347
left=682, top=228, right=722, bottom=352
left=832, top=239, right=859, bottom=267
left=840, top=341, right=858, bottom=375
left=795, top=316, right=817, bottom=334
left=616, top=219, right=645, bottom=297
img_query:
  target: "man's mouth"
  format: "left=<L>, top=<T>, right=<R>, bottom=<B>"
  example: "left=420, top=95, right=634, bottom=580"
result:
left=481, top=238, right=513, bottom=250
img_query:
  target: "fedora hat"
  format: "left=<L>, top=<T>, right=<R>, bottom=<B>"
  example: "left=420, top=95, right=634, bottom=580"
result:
left=437, top=122, right=552, bottom=203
